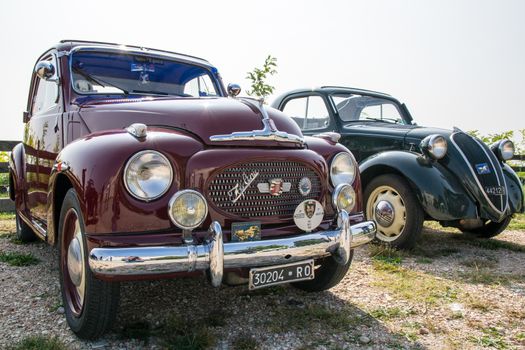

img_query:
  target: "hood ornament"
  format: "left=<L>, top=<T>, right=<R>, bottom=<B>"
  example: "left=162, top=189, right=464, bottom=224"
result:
left=209, top=98, right=304, bottom=145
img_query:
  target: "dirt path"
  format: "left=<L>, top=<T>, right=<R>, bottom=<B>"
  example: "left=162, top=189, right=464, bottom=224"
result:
left=1, top=218, right=524, bottom=349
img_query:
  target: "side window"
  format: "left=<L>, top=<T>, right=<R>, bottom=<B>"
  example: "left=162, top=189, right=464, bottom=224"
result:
left=282, top=95, right=330, bottom=130
left=31, top=57, right=59, bottom=115
left=183, top=74, right=217, bottom=97
left=359, top=102, right=403, bottom=123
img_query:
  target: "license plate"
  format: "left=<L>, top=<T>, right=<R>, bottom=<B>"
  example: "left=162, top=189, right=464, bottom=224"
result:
left=485, top=186, right=506, bottom=196
left=249, top=259, right=315, bottom=290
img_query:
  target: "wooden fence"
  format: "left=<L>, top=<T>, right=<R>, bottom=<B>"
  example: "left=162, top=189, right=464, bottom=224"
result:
left=0, top=140, right=523, bottom=212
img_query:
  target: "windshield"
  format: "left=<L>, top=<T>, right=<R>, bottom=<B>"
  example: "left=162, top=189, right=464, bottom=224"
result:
left=70, top=50, right=220, bottom=97
left=330, top=93, right=407, bottom=124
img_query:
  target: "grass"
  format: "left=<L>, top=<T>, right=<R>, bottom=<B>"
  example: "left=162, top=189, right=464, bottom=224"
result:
left=368, top=244, right=404, bottom=265
left=0, top=250, right=39, bottom=266
left=231, top=332, right=260, bottom=350
left=509, top=212, right=525, bottom=230
left=120, top=321, right=151, bottom=342
left=266, top=303, right=365, bottom=333
left=0, top=212, right=15, bottom=220
left=458, top=269, right=524, bottom=285
left=470, top=327, right=509, bottom=349
left=7, top=336, right=66, bottom=350
left=460, top=256, right=498, bottom=269
left=369, top=306, right=416, bottom=320
left=160, top=315, right=216, bottom=350
left=372, top=261, right=459, bottom=305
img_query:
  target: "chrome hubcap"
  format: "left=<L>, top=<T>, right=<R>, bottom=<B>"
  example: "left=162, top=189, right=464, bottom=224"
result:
left=374, top=200, right=395, bottom=227
left=366, top=185, right=406, bottom=242
left=66, top=217, right=85, bottom=306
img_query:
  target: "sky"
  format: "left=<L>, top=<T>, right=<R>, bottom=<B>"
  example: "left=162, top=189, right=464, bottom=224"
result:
left=1, top=0, right=524, bottom=142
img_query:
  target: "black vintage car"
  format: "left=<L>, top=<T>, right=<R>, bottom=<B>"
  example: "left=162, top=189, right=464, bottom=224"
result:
left=272, top=86, right=524, bottom=248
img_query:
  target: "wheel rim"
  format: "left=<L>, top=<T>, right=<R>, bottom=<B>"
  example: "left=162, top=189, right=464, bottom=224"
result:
left=61, top=208, right=86, bottom=317
left=366, top=185, right=406, bottom=242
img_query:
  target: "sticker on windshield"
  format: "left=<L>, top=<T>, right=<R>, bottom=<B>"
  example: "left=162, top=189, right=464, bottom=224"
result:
left=131, top=63, right=155, bottom=72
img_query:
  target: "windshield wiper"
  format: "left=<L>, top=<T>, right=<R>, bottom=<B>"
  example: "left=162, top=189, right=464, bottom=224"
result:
left=72, top=67, right=130, bottom=94
left=365, top=117, right=400, bottom=124
left=129, top=89, right=171, bottom=96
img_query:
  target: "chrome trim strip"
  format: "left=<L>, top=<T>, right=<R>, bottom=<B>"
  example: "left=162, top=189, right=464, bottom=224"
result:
left=88, top=214, right=376, bottom=279
left=209, top=98, right=304, bottom=145
left=449, top=132, right=505, bottom=217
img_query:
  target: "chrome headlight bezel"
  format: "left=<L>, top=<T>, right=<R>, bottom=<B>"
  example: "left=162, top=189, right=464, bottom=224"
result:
left=168, top=190, right=208, bottom=230
left=498, top=139, right=515, bottom=161
left=330, top=152, right=357, bottom=187
left=332, top=183, right=356, bottom=213
left=123, top=150, right=173, bottom=201
left=420, top=134, right=448, bottom=160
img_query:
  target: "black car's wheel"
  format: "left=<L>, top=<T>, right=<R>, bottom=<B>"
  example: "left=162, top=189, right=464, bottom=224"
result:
left=292, top=251, right=353, bottom=292
left=15, top=211, right=37, bottom=242
left=364, top=174, right=423, bottom=249
left=58, top=189, right=120, bottom=339
left=460, top=217, right=512, bottom=238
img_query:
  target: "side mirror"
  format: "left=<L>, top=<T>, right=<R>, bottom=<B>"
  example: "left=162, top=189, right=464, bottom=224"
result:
left=35, top=61, right=58, bottom=82
left=23, top=111, right=30, bottom=123
left=227, top=83, right=241, bottom=97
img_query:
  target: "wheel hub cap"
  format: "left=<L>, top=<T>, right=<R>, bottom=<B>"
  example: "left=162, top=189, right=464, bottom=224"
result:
left=374, top=200, right=395, bottom=227
left=67, top=234, right=83, bottom=287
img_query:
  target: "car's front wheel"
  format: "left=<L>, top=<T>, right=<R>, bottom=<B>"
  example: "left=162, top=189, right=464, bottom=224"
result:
left=460, top=217, right=512, bottom=238
left=364, top=174, right=423, bottom=249
left=292, top=251, right=353, bottom=292
left=58, top=188, right=120, bottom=339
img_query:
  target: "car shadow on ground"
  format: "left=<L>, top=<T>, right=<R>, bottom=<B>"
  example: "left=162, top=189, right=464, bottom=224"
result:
left=109, top=274, right=427, bottom=349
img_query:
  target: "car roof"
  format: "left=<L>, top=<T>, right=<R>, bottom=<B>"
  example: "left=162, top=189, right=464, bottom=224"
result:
left=53, top=40, right=213, bottom=67
left=279, top=86, right=393, bottom=98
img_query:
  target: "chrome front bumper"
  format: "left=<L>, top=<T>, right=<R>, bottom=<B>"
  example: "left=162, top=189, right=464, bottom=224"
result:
left=88, top=211, right=376, bottom=286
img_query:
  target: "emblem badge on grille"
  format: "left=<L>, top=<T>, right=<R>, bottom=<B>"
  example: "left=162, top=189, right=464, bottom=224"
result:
left=475, top=163, right=491, bottom=175
left=298, top=177, right=312, bottom=196
left=228, top=171, right=259, bottom=203
left=257, top=179, right=292, bottom=196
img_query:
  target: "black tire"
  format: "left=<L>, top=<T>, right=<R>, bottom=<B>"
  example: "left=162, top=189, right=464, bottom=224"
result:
left=292, top=251, right=354, bottom=292
left=364, top=174, right=424, bottom=249
left=15, top=211, right=37, bottom=242
left=58, top=188, right=120, bottom=339
left=460, top=217, right=512, bottom=238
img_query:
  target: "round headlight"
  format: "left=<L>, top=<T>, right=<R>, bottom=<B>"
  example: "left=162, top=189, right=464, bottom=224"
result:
left=124, top=150, right=173, bottom=201
left=332, top=184, right=356, bottom=213
left=421, top=135, right=447, bottom=160
left=499, top=140, right=515, bottom=161
left=330, top=152, right=356, bottom=186
left=168, top=190, right=208, bottom=230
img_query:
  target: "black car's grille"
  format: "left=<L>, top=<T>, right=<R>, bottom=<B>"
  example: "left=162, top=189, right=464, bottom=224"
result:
left=451, top=132, right=507, bottom=212
left=208, top=161, right=322, bottom=218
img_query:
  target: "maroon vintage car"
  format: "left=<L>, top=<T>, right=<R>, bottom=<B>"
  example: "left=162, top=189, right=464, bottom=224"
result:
left=9, top=40, right=376, bottom=338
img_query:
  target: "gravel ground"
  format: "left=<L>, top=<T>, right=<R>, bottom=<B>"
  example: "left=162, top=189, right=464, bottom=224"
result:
left=1, top=217, right=524, bottom=350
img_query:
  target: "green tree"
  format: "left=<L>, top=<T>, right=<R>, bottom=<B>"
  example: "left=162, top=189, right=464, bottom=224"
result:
left=245, top=55, right=278, bottom=99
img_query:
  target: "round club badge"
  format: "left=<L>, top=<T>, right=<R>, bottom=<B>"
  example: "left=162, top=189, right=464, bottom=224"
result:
left=293, top=199, right=324, bottom=232
left=298, top=177, right=312, bottom=196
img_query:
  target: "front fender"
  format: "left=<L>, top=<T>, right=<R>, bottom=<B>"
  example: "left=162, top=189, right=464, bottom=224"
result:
left=502, top=163, right=524, bottom=213
left=360, top=151, right=478, bottom=221
left=47, top=128, right=203, bottom=242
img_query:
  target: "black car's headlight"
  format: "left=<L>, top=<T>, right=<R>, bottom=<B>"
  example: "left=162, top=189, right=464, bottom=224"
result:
left=420, top=135, right=447, bottom=160
left=492, top=139, right=515, bottom=161
left=124, top=150, right=173, bottom=201
left=330, top=152, right=356, bottom=186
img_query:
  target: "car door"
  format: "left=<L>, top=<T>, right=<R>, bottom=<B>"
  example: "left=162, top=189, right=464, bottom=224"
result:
left=24, top=52, right=64, bottom=227
left=279, top=93, right=335, bottom=135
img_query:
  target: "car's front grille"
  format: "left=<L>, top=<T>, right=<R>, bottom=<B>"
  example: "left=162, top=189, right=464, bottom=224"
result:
left=207, top=161, right=322, bottom=218
left=450, top=132, right=507, bottom=213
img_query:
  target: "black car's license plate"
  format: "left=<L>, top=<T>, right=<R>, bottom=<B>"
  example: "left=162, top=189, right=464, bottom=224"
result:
left=249, top=259, right=315, bottom=290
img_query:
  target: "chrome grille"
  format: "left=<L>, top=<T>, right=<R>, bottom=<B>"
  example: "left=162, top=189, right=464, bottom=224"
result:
left=208, top=161, right=322, bottom=218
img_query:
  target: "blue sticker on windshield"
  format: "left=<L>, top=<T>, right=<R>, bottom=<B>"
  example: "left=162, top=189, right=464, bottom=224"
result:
left=131, top=63, right=155, bottom=72
left=475, top=163, right=491, bottom=174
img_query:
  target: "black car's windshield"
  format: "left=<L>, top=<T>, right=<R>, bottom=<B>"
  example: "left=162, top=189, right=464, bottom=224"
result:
left=330, top=93, right=408, bottom=125
left=70, top=50, right=220, bottom=97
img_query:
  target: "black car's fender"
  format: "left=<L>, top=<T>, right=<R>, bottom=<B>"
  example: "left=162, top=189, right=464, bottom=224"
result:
left=359, top=151, right=478, bottom=221
left=502, top=163, right=524, bottom=214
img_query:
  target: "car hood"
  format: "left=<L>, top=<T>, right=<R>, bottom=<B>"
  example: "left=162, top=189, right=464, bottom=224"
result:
left=76, top=97, right=304, bottom=148
left=404, top=126, right=453, bottom=141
